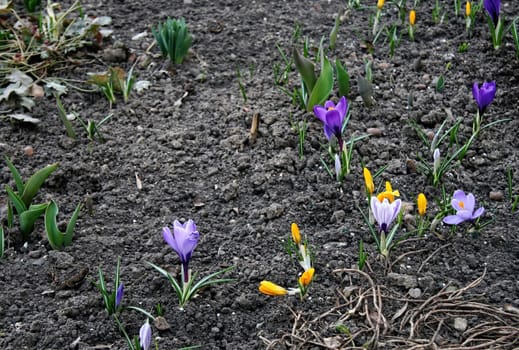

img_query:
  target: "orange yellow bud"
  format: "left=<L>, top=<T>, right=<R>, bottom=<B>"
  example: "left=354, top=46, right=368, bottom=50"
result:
left=409, top=10, right=416, bottom=26
left=291, top=223, right=301, bottom=245
left=259, top=281, right=288, bottom=296
left=377, top=0, right=384, bottom=10
left=466, top=1, right=471, bottom=17
left=299, top=268, right=315, bottom=287
left=363, top=167, right=374, bottom=195
left=417, top=193, right=427, bottom=216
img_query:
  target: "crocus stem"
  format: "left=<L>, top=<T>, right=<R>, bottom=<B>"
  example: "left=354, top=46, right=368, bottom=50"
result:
left=338, top=136, right=344, bottom=153
left=113, top=314, right=136, bottom=350
left=182, top=261, right=190, bottom=284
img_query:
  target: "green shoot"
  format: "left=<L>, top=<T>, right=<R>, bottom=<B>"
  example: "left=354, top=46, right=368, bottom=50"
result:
left=76, top=113, right=113, bottom=143
left=358, top=239, right=367, bottom=270
left=329, top=14, right=341, bottom=50
left=236, top=66, right=248, bottom=104
left=55, top=94, right=77, bottom=139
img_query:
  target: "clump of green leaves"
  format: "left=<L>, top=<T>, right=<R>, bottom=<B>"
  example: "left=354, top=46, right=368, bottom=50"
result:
left=4, top=157, right=82, bottom=249
left=44, top=200, right=82, bottom=250
left=152, top=17, right=192, bottom=65
left=4, top=157, right=59, bottom=239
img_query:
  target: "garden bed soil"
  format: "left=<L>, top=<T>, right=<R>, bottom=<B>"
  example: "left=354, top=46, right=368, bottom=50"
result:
left=1, top=0, right=519, bottom=349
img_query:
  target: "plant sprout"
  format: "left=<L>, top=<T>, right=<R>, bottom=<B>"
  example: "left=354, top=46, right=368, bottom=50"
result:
left=148, top=219, right=234, bottom=308
left=152, top=18, right=192, bottom=65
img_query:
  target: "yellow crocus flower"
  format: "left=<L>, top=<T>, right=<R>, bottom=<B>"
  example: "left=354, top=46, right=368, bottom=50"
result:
left=377, top=181, right=400, bottom=203
left=299, top=267, right=315, bottom=287
left=417, top=193, right=427, bottom=216
left=291, top=222, right=301, bottom=245
left=409, top=10, right=416, bottom=26
left=377, top=0, right=384, bottom=10
left=466, top=1, right=471, bottom=17
left=259, top=281, right=288, bottom=296
left=363, top=167, right=375, bottom=195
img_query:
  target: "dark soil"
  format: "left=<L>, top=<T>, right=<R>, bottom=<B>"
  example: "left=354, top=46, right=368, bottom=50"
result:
left=1, top=0, right=518, bottom=349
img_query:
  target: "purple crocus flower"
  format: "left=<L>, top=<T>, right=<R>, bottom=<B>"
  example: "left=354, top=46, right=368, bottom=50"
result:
left=163, top=219, right=200, bottom=283
left=139, top=320, right=152, bottom=350
left=443, top=190, right=485, bottom=225
left=115, top=283, right=124, bottom=308
left=370, top=197, right=402, bottom=233
left=484, top=0, right=500, bottom=26
left=472, top=81, right=496, bottom=114
left=313, top=96, right=349, bottom=149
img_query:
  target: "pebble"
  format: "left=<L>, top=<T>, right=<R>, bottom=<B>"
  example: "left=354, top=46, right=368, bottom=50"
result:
left=489, top=191, right=504, bottom=201
left=28, top=250, right=41, bottom=259
left=387, top=273, right=418, bottom=289
left=366, top=127, right=383, bottom=136
left=408, top=288, right=422, bottom=298
left=331, top=210, right=346, bottom=223
left=454, top=317, right=468, bottom=331
left=23, top=146, right=33, bottom=156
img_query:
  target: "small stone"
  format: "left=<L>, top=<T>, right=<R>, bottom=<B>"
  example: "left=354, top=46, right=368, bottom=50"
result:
left=404, top=213, right=416, bottom=226
left=408, top=288, right=422, bottom=298
left=28, top=250, right=41, bottom=259
left=24, top=146, right=33, bottom=156
left=331, top=210, right=346, bottom=223
left=426, top=131, right=435, bottom=140
left=366, top=127, right=383, bottom=136
left=264, top=203, right=284, bottom=220
left=387, top=273, right=418, bottom=289
left=154, top=316, right=171, bottom=331
left=489, top=191, right=504, bottom=201
left=454, top=317, right=468, bottom=331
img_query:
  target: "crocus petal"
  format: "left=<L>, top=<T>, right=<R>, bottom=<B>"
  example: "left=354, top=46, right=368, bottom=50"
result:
left=443, top=214, right=466, bottom=225
left=335, top=96, right=348, bottom=119
left=313, top=105, right=328, bottom=123
left=464, top=193, right=476, bottom=213
left=472, top=82, right=480, bottom=106
left=162, top=227, right=180, bottom=253
left=451, top=190, right=467, bottom=211
left=472, top=206, right=485, bottom=219
left=323, top=125, right=334, bottom=140
left=479, top=81, right=496, bottom=110
left=324, top=100, right=336, bottom=110
left=324, top=109, right=343, bottom=139
left=139, top=320, right=152, bottom=350
left=484, top=0, right=500, bottom=25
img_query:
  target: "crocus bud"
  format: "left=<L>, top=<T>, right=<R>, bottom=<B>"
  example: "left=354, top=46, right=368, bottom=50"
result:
left=363, top=167, right=374, bottom=195
left=115, top=283, right=124, bottom=308
left=409, top=10, right=416, bottom=26
left=417, top=193, right=427, bottom=217
left=377, top=0, right=385, bottom=10
left=259, top=281, right=288, bottom=296
left=291, top=223, right=301, bottom=245
left=335, top=154, right=341, bottom=182
left=298, top=268, right=315, bottom=287
left=466, top=1, right=471, bottom=17
left=139, top=320, right=152, bottom=350
left=433, top=148, right=440, bottom=175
